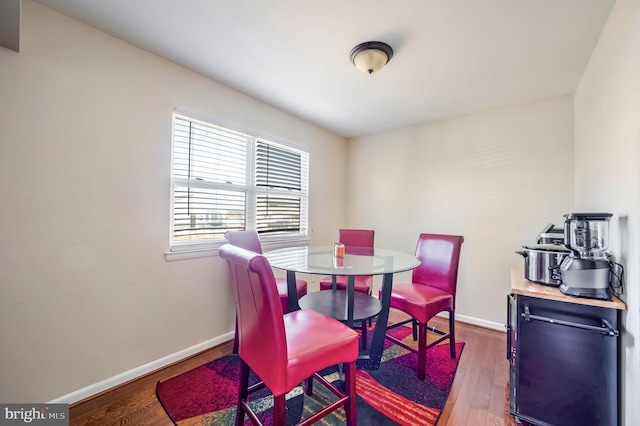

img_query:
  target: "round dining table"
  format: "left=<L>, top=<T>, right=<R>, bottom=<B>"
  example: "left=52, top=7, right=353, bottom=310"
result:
left=265, top=245, right=420, bottom=370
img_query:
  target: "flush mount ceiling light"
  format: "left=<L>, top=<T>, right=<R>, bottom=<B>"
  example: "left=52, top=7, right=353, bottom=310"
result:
left=349, top=41, right=394, bottom=75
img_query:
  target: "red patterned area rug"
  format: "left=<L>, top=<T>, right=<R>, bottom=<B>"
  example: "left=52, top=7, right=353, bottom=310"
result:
left=156, top=326, right=463, bottom=426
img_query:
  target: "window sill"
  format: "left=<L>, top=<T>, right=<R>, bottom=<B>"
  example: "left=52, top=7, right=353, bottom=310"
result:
left=165, top=236, right=311, bottom=262
left=165, top=246, right=220, bottom=262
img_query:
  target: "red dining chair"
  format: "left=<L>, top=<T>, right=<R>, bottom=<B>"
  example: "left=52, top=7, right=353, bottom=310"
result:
left=319, top=229, right=375, bottom=294
left=225, top=230, right=308, bottom=354
left=319, top=229, right=375, bottom=346
left=225, top=230, right=308, bottom=314
left=219, top=244, right=359, bottom=426
left=384, top=233, right=464, bottom=380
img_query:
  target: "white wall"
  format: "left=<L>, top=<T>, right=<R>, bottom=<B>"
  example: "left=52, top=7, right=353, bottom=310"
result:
left=0, top=1, right=347, bottom=403
left=346, top=96, right=575, bottom=325
left=574, top=0, right=640, bottom=423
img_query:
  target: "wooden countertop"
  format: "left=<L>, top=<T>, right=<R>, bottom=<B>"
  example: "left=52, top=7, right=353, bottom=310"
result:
left=511, top=265, right=626, bottom=310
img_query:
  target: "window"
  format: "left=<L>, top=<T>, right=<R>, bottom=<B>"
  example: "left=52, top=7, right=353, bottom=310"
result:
left=170, top=113, right=309, bottom=254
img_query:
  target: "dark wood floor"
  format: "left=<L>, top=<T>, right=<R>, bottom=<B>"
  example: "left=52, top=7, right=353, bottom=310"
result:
left=69, top=313, right=517, bottom=426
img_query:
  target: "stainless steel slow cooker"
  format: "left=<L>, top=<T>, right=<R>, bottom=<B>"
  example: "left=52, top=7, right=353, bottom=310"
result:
left=515, top=244, right=570, bottom=287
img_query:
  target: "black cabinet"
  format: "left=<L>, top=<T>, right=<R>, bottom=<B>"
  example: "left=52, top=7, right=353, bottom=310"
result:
left=507, top=293, right=620, bottom=426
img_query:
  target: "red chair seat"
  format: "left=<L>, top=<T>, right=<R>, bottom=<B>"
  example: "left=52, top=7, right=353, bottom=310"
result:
left=319, top=275, right=372, bottom=294
left=282, top=309, right=359, bottom=393
left=387, top=284, right=453, bottom=324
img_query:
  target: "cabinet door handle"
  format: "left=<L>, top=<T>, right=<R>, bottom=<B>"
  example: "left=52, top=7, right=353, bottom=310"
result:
left=521, top=304, right=619, bottom=337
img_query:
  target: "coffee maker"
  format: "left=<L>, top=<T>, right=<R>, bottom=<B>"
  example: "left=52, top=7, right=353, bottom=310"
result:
left=559, top=213, right=613, bottom=300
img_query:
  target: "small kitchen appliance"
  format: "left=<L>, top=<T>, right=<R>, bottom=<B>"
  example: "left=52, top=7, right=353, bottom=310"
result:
left=515, top=222, right=568, bottom=287
left=516, top=244, right=569, bottom=287
left=536, top=223, right=565, bottom=245
left=559, top=212, right=613, bottom=300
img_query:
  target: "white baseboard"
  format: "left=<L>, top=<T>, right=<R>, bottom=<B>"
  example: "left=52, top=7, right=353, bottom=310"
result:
left=436, top=312, right=506, bottom=332
left=49, top=331, right=235, bottom=404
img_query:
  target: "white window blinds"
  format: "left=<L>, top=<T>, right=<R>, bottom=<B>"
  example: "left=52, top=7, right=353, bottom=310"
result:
left=255, top=141, right=308, bottom=235
left=170, top=113, right=309, bottom=249
left=172, top=116, right=249, bottom=242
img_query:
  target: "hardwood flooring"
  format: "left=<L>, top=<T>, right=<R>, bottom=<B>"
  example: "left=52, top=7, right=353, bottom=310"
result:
left=69, top=313, right=518, bottom=426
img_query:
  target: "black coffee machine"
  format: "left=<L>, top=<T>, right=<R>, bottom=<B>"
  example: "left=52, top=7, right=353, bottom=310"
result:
left=559, top=213, right=613, bottom=300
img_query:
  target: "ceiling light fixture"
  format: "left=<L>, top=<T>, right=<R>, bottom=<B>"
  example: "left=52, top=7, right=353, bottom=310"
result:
left=349, top=41, right=394, bottom=75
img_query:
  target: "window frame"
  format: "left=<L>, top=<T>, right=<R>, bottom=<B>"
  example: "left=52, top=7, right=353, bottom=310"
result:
left=166, top=110, right=310, bottom=261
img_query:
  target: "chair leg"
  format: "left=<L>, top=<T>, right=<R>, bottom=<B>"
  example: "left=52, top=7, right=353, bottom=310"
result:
left=273, top=394, right=286, bottom=426
left=235, top=360, right=250, bottom=426
left=232, top=316, right=239, bottom=354
left=367, top=289, right=373, bottom=327
left=449, top=310, right=456, bottom=358
left=344, top=361, right=357, bottom=426
left=361, top=320, right=367, bottom=349
left=305, top=376, right=314, bottom=396
left=417, top=322, right=427, bottom=381
left=412, top=318, right=418, bottom=341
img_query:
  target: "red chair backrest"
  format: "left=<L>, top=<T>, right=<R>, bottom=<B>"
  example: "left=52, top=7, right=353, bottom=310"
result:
left=224, top=230, right=263, bottom=254
left=219, top=244, right=287, bottom=389
left=338, top=229, right=375, bottom=255
left=412, top=233, right=464, bottom=301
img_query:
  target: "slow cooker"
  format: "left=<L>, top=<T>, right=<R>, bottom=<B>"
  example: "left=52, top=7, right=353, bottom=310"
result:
left=515, top=244, right=570, bottom=287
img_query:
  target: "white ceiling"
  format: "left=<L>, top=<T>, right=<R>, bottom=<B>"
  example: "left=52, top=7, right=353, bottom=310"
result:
left=34, top=0, right=616, bottom=138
